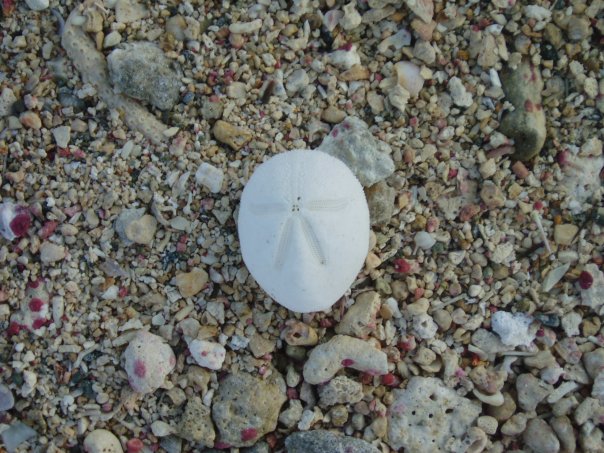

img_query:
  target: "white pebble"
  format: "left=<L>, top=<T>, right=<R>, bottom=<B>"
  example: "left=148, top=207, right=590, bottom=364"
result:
left=561, top=312, right=581, bottom=337
left=414, top=231, right=435, bottom=250
left=448, top=77, right=473, bottom=107
left=0, top=87, right=17, bottom=117
left=195, top=163, right=224, bottom=193
left=25, top=0, right=49, bottom=11
left=394, top=62, right=423, bottom=98
left=327, top=45, right=361, bottom=69
left=188, top=339, right=226, bottom=370
left=286, top=69, right=310, bottom=94
left=468, top=285, right=482, bottom=298
left=151, top=420, right=175, bottom=437
left=413, top=313, right=438, bottom=339
left=52, top=126, right=71, bottom=148
left=297, top=409, right=315, bottom=431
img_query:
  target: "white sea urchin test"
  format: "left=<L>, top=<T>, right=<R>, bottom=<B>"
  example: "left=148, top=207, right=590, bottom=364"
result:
left=238, top=149, right=370, bottom=313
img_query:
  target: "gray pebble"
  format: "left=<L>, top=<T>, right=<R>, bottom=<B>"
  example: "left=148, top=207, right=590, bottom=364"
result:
left=523, top=418, right=560, bottom=453
left=108, top=42, right=181, bottom=111
left=285, top=430, right=379, bottom=453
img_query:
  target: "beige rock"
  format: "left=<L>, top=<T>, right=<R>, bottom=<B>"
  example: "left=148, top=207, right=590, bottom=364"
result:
left=335, top=291, right=381, bottom=339
left=175, top=268, right=208, bottom=298
left=479, top=159, right=497, bottom=179
left=124, top=214, right=157, bottom=245
left=339, top=65, right=370, bottom=81
left=40, top=242, right=66, bottom=264
left=248, top=333, right=275, bottom=358
left=321, top=106, right=346, bottom=124
left=282, top=321, right=319, bottom=346
left=487, top=392, right=516, bottom=421
left=554, top=224, right=578, bottom=246
left=411, top=18, right=436, bottom=41
left=501, top=413, right=527, bottom=437
left=524, top=418, right=560, bottom=453
left=178, top=397, right=215, bottom=446
left=213, top=120, right=252, bottom=150
left=19, top=111, right=42, bottom=129
left=365, top=252, right=381, bottom=270
left=480, top=181, right=505, bottom=209
left=115, top=0, right=148, bottom=24
left=83, top=8, right=104, bottom=33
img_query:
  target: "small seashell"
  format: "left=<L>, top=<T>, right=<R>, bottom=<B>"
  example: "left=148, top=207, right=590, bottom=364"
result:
left=473, top=389, right=504, bottom=406
left=394, top=62, right=424, bottom=98
left=323, top=10, right=344, bottom=32
left=541, top=263, right=571, bottom=292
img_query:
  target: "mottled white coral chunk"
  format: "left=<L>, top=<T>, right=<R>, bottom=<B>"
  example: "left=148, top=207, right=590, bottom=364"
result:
left=123, top=331, right=175, bottom=393
left=188, top=339, right=226, bottom=370
left=491, top=311, right=536, bottom=347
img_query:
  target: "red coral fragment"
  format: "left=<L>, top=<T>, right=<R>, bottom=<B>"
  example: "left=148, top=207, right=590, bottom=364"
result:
left=393, top=259, right=411, bottom=273
left=578, top=271, right=594, bottom=290
left=240, top=428, right=258, bottom=442
left=9, top=211, right=31, bottom=238
left=28, top=298, right=45, bottom=312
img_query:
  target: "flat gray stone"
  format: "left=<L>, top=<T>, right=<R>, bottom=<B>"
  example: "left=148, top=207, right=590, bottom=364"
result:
left=319, top=117, right=395, bottom=187
left=285, top=430, right=379, bottom=453
left=108, top=42, right=181, bottom=111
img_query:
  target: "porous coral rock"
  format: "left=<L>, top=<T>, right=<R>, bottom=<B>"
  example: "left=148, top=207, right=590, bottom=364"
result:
left=387, top=377, right=481, bottom=451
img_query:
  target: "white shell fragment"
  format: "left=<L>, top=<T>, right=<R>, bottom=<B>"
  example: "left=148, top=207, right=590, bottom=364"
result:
left=238, top=150, right=370, bottom=313
left=394, top=62, right=424, bottom=98
left=123, top=331, right=176, bottom=394
left=195, top=162, right=225, bottom=193
left=541, top=263, right=571, bottom=292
